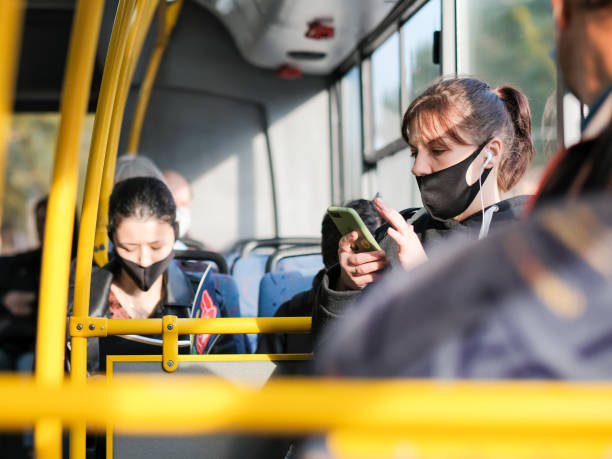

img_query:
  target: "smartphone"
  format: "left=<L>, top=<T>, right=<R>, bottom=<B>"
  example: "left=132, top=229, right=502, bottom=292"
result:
left=327, top=206, right=382, bottom=252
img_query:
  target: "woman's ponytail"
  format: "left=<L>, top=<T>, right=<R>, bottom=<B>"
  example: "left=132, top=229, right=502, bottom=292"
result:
left=494, top=85, right=535, bottom=192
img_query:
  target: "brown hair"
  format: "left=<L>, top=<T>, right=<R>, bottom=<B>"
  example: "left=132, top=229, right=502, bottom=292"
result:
left=573, top=0, right=612, bottom=9
left=401, top=77, right=535, bottom=192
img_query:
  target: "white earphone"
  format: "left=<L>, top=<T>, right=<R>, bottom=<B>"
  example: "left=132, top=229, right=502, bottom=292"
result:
left=483, top=150, right=493, bottom=168
left=478, top=150, right=496, bottom=240
left=479, top=150, right=493, bottom=176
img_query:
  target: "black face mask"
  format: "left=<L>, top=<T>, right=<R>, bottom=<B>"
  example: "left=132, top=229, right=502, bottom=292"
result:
left=116, top=249, right=175, bottom=291
left=416, top=141, right=492, bottom=221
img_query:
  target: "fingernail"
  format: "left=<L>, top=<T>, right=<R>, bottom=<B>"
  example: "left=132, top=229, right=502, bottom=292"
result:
left=375, top=198, right=388, bottom=209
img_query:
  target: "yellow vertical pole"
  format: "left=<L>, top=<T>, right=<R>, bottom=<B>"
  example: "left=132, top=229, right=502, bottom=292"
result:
left=93, top=0, right=159, bottom=268
left=0, top=0, right=25, bottom=252
left=126, top=0, right=183, bottom=155
left=34, top=1, right=105, bottom=458
left=69, top=1, right=137, bottom=458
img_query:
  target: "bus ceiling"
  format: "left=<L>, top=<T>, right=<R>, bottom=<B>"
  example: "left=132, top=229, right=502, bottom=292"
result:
left=14, top=0, right=401, bottom=112
left=194, top=0, right=401, bottom=75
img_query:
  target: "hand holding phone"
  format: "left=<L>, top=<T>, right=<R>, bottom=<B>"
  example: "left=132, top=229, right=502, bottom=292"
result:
left=327, top=206, right=382, bottom=252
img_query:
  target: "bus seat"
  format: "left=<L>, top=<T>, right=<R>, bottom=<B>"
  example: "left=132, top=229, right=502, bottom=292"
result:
left=175, top=249, right=229, bottom=274
left=98, top=333, right=191, bottom=372
left=258, top=271, right=314, bottom=318
left=225, top=251, right=240, bottom=272
left=213, top=273, right=248, bottom=354
left=265, top=245, right=323, bottom=276
left=276, top=253, right=323, bottom=276
left=231, top=253, right=269, bottom=352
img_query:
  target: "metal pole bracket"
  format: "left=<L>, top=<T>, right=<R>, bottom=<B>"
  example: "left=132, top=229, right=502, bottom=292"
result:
left=162, top=315, right=178, bottom=372
left=69, top=316, right=109, bottom=337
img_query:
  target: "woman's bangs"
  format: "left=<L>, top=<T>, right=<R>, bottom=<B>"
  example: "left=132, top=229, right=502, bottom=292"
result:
left=410, top=106, right=469, bottom=149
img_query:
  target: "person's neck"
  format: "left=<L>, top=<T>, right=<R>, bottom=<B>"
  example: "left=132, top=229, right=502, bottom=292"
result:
left=580, top=26, right=612, bottom=106
left=583, top=76, right=612, bottom=108
left=453, top=174, right=501, bottom=222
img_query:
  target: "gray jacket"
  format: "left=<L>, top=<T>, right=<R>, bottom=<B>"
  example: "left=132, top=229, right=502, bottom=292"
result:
left=311, top=196, right=527, bottom=343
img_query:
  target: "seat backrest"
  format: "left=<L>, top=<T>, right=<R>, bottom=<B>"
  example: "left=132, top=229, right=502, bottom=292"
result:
left=213, top=273, right=248, bottom=354
left=98, top=334, right=191, bottom=371
left=258, top=271, right=314, bottom=318
left=230, top=253, right=269, bottom=352
left=276, top=253, right=323, bottom=276
left=265, top=245, right=323, bottom=275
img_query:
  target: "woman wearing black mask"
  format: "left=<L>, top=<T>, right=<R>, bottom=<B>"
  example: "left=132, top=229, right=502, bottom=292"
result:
left=68, top=177, right=233, bottom=372
left=312, top=77, right=534, bottom=338
left=102, top=177, right=185, bottom=320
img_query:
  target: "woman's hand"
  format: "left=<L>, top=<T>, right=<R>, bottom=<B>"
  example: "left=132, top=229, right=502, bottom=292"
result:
left=374, top=199, right=428, bottom=271
left=2, top=291, right=35, bottom=316
left=335, top=231, right=389, bottom=291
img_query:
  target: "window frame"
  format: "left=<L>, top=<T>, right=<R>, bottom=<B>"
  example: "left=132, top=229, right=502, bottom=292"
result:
left=329, top=0, right=444, bottom=177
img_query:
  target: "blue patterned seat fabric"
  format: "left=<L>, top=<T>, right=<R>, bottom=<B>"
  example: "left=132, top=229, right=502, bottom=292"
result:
left=231, top=253, right=270, bottom=352
left=275, top=254, right=323, bottom=277
left=212, top=273, right=248, bottom=354
left=258, top=271, right=314, bottom=318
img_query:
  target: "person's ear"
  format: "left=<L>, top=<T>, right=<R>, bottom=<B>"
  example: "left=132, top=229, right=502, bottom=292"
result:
left=552, top=0, right=569, bottom=29
left=484, top=138, right=502, bottom=169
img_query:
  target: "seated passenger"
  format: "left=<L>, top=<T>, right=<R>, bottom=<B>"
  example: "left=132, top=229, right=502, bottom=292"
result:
left=1, top=197, right=78, bottom=372
left=312, top=77, right=535, bottom=339
left=113, top=154, right=167, bottom=184
left=68, top=177, right=232, bottom=372
left=317, top=0, right=612, bottom=380
left=256, top=199, right=380, bottom=355
left=163, top=169, right=207, bottom=250
left=318, top=196, right=612, bottom=379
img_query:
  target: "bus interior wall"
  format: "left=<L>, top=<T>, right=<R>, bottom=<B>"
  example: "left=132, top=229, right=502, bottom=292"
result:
left=104, top=1, right=332, bottom=250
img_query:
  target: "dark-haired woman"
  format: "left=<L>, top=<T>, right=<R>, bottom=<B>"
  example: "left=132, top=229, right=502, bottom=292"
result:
left=313, top=77, right=535, bottom=338
left=69, top=177, right=234, bottom=372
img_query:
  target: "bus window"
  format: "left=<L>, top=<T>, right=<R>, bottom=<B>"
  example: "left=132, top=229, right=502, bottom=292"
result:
left=340, top=66, right=362, bottom=201
left=371, top=31, right=400, bottom=152
left=2, top=113, right=93, bottom=254
left=401, top=0, right=441, bottom=109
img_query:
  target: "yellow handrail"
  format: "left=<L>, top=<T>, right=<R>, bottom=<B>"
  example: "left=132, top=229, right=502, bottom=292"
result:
left=2, top=375, right=612, bottom=458
left=0, top=0, right=25, bottom=252
left=70, top=1, right=137, bottom=457
left=127, top=0, right=183, bottom=155
left=34, top=1, right=105, bottom=458
left=70, top=316, right=312, bottom=337
left=92, top=0, right=159, bottom=268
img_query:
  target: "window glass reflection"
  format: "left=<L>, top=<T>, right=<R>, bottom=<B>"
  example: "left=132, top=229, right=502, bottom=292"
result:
left=402, top=0, right=441, bottom=108
left=371, top=32, right=400, bottom=151
left=340, top=66, right=363, bottom=199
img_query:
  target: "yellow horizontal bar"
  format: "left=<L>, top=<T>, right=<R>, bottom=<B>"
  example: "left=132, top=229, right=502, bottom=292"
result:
left=327, top=428, right=612, bottom=459
left=107, top=318, right=162, bottom=335
left=103, top=317, right=312, bottom=335
left=107, top=354, right=312, bottom=364
left=178, top=353, right=312, bottom=362
left=1, top=376, right=612, bottom=436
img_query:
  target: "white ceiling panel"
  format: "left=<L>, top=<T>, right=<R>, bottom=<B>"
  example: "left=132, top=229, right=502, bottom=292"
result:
left=194, top=0, right=399, bottom=75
